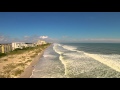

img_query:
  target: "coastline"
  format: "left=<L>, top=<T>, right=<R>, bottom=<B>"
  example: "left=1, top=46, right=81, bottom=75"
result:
left=0, top=43, right=51, bottom=78
left=19, top=44, right=51, bottom=78
left=19, top=50, right=44, bottom=78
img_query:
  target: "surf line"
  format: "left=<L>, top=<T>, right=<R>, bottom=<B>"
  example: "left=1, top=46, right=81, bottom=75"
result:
left=53, top=45, right=68, bottom=76
left=84, top=53, right=120, bottom=72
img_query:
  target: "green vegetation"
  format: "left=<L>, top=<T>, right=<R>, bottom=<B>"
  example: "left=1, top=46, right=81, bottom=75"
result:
left=30, top=53, right=38, bottom=58
left=25, top=59, right=32, bottom=63
left=13, top=69, right=24, bottom=76
left=3, top=59, right=8, bottom=61
left=0, top=53, right=7, bottom=58
left=0, top=74, right=6, bottom=78
left=1, top=62, right=26, bottom=78
left=0, top=68, right=24, bottom=77
left=0, top=58, right=8, bottom=63
left=0, top=43, right=51, bottom=78
left=0, top=43, right=51, bottom=58
left=0, top=72, right=10, bottom=78
left=16, top=63, right=26, bottom=66
left=3, top=63, right=16, bottom=70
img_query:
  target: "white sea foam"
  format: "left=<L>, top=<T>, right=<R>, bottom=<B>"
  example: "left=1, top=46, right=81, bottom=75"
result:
left=31, top=46, right=66, bottom=78
left=53, top=44, right=100, bottom=77
left=43, top=55, right=57, bottom=58
left=52, top=43, right=68, bottom=76
left=32, top=43, right=67, bottom=78
left=84, top=53, right=120, bottom=72
left=62, top=45, right=77, bottom=51
left=63, top=52, right=89, bottom=60
left=59, top=55, right=68, bottom=76
left=53, top=43, right=61, bottom=47
left=53, top=45, right=63, bottom=54
left=59, top=51, right=98, bottom=77
left=31, top=43, right=120, bottom=78
left=58, top=49, right=120, bottom=77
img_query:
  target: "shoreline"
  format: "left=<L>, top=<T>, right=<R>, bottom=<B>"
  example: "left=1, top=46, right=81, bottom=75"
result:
left=0, top=43, right=51, bottom=78
left=19, top=45, right=51, bottom=78
left=19, top=50, right=44, bottom=78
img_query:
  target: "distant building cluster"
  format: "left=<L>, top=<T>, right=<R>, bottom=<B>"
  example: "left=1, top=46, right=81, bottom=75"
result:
left=36, top=40, right=47, bottom=46
left=0, top=44, right=12, bottom=53
left=0, top=40, right=47, bottom=53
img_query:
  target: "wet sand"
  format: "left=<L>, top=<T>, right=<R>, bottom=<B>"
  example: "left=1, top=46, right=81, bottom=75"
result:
left=19, top=50, right=44, bottom=78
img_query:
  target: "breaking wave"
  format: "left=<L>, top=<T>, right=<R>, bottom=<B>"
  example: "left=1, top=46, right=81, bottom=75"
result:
left=31, top=43, right=120, bottom=78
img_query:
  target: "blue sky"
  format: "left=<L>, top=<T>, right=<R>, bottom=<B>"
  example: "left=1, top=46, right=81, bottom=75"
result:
left=0, top=12, right=120, bottom=43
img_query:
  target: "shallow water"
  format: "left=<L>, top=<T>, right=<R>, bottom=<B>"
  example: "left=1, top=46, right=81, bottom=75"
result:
left=30, top=43, right=120, bottom=78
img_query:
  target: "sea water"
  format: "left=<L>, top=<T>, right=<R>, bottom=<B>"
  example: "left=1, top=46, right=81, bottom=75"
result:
left=30, top=43, right=120, bottom=78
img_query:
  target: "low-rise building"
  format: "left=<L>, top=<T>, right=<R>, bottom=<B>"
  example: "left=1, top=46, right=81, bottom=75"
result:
left=36, top=40, right=47, bottom=46
left=0, top=41, right=39, bottom=53
left=25, top=43, right=35, bottom=47
left=12, top=42, right=26, bottom=50
left=0, top=43, right=12, bottom=53
left=41, top=40, right=47, bottom=44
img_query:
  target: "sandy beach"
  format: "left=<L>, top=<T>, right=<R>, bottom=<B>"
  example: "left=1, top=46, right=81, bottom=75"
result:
left=0, top=44, right=50, bottom=78
left=19, top=50, right=44, bottom=78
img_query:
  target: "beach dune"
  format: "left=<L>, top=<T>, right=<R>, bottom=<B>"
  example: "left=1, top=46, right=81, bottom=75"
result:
left=20, top=51, right=44, bottom=78
left=0, top=44, right=51, bottom=78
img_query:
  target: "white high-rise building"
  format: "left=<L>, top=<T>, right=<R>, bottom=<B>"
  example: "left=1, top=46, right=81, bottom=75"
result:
left=12, top=42, right=26, bottom=50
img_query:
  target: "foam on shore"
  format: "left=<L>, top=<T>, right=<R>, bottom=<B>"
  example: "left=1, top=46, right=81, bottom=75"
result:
left=84, top=53, right=120, bottom=72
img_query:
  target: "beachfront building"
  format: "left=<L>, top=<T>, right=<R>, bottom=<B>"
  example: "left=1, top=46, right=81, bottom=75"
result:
left=0, top=44, right=1, bottom=53
left=41, top=40, right=47, bottom=44
left=0, top=42, right=37, bottom=53
left=0, top=43, right=12, bottom=53
left=25, top=43, right=35, bottom=47
left=12, top=42, right=26, bottom=50
left=36, top=40, right=47, bottom=46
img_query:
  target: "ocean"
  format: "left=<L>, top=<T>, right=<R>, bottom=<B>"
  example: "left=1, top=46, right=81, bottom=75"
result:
left=30, top=43, right=120, bottom=78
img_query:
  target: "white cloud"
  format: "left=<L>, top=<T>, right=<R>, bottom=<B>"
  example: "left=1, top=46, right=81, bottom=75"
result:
left=39, top=36, right=48, bottom=39
left=22, top=35, right=56, bottom=43
left=0, top=34, right=52, bottom=43
left=1, top=33, right=120, bottom=44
